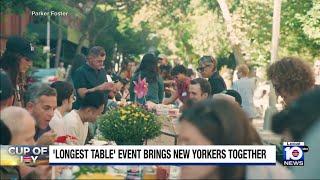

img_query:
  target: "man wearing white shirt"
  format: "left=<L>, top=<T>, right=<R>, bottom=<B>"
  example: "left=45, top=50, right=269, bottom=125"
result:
left=49, top=81, right=74, bottom=135
left=63, top=91, right=105, bottom=145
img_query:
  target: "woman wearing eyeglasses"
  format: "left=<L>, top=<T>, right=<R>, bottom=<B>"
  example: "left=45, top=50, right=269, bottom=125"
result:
left=197, top=56, right=226, bottom=95
left=0, top=36, right=35, bottom=107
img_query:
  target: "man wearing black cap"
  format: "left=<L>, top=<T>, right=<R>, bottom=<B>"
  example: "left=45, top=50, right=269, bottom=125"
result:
left=0, top=71, right=14, bottom=110
left=0, top=36, right=36, bottom=107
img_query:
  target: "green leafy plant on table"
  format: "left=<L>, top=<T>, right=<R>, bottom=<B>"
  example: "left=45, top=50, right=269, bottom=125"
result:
left=73, top=166, right=107, bottom=178
left=98, top=104, right=161, bottom=145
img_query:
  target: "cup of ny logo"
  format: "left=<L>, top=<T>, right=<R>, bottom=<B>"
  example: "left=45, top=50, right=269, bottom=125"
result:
left=283, top=142, right=309, bottom=166
left=7, top=146, right=49, bottom=166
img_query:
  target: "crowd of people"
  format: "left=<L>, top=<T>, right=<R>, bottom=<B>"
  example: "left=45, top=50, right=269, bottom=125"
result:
left=1, top=36, right=320, bottom=179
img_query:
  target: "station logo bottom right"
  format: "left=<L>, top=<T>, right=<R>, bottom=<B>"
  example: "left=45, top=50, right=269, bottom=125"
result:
left=283, top=142, right=309, bottom=166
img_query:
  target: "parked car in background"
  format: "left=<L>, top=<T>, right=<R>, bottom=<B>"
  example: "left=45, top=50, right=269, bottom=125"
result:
left=27, top=68, right=58, bottom=84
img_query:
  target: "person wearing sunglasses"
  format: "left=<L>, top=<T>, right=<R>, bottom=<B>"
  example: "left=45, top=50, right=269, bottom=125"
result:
left=0, top=36, right=35, bottom=107
left=197, top=56, right=226, bottom=95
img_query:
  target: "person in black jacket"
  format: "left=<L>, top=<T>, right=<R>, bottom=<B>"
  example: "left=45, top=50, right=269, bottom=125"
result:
left=197, top=56, right=226, bottom=95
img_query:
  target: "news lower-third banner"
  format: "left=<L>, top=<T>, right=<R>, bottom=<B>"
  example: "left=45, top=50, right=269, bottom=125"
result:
left=0, top=145, right=276, bottom=166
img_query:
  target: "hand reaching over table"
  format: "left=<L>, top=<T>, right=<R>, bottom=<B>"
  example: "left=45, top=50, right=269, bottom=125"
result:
left=96, top=82, right=115, bottom=91
left=146, top=101, right=157, bottom=110
left=36, top=130, right=57, bottom=145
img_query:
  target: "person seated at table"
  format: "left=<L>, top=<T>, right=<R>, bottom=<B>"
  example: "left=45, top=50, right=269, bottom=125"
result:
left=0, top=119, right=11, bottom=145
left=159, top=64, right=174, bottom=98
left=0, top=71, right=14, bottom=111
left=121, top=80, right=130, bottom=101
left=186, top=68, right=196, bottom=79
left=63, top=91, right=104, bottom=145
left=163, top=65, right=190, bottom=105
left=25, top=83, right=57, bottom=143
left=178, top=98, right=292, bottom=179
left=188, top=78, right=211, bottom=102
left=106, top=91, right=119, bottom=111
left=111, top=74, right=129, bottom=101
left=0, top=107, right=52, bottom=179
left=49, top=81, right=74, bottom=136
left=105, top=75, right=129, bottom=111
left=210, top=89, right=242, bottom=106
left=223, top=89, right=242, bottom=106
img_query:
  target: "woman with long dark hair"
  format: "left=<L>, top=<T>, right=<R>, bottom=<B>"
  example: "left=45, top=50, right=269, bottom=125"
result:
left=129, top=53, right=164, bottom=104
left=179, top=98, right=292, bottom=179
left=0, top=37, right=35, bottom=107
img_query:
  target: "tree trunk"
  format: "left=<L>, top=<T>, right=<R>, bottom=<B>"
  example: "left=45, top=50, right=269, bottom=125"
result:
left=217, top=0, right=245, bottom=65
left=270, top=0, right=282, bottom=64
left=75, top=33, right=88, bottom=54
left=90, top=23, right=113, bottom=46
left=264, top=0, right=282, bottom=130
left=75, top=0, right=99, bottom=54
left=54, top=17, right=63, bottom=67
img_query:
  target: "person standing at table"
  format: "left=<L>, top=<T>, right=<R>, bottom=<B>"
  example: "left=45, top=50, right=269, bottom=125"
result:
left=72, top=46, right=114, bottom=109
left=0, top=36, right=35, bottom=107
left=72, top=46, right=114, bottom=140
left=130, top=53, right=164, bottom=104
left=197, top=55, right=226, bottom=95
left=232, top=64, right=258, bottom=121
